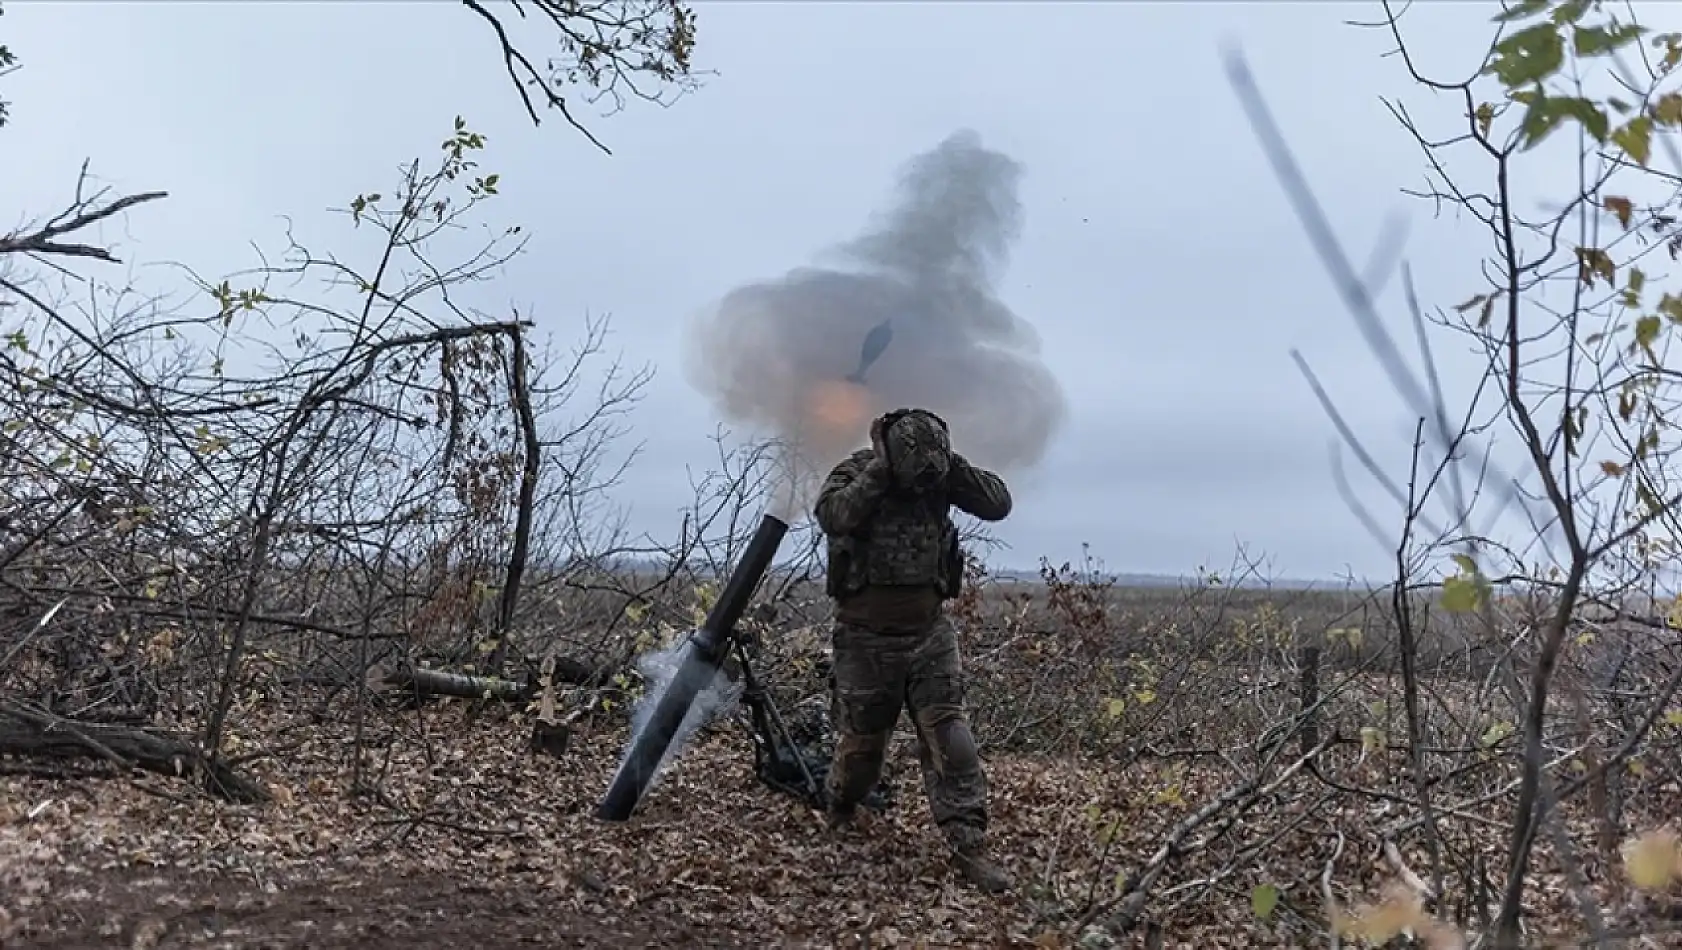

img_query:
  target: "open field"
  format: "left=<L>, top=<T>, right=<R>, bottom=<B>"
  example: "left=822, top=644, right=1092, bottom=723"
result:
left=6, top=569, right=1682, bottom=948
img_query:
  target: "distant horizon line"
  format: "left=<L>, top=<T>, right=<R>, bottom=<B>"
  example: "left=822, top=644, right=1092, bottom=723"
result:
left=566, top=553, right=1381, bottom=591
left=980, top=567, right=1376, bottom=591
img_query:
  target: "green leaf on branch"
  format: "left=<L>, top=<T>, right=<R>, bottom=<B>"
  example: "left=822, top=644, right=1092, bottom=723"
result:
left=1475, top=102, right=1496, bottom=137
left=1572, top=99, right=1612, bottom=139
left=1252, top=883, right=1281, bottom=921
left=1442, top=574, right=1485, bottom=613
left=1655, top=92, right=1682, bottom=126
left=1659, top=33, right=1682, bottom=73
left=1494, top=0, right=1551, bottom=23
left=1521, top=94, right=1608, bottom=146
left=1481, top=720, right=1515, bottom=747
left=1574, top=22, right=1647, bottom=57
left=1622, top=266, right=1647, bottom=309
left=1550, top=0, right=1593, bottom=24
left=1451, top=553, right=1478, bottom=575
left=1487, top=22, right=1565, bottom=88
left=1659, top=294, right=1682, bottom=324
left=1613, top=116, right=1654, bottom=165
left=1635, top=314, right=1661, bottom=352
left=1640, top=427, right=1661, bottom=461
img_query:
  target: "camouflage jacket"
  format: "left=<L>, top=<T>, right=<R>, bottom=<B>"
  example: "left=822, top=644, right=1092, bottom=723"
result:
left=813, top=449, right=1011, bottom=599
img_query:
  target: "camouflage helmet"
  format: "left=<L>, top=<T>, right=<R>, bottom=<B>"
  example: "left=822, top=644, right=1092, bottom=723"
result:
left=881, top=407, right=951, bottom=492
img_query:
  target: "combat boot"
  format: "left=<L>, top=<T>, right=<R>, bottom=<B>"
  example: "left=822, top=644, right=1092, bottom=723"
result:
left=952, top=842, right=1011, bottom=894
left=825, top=801, right=857, bottom=833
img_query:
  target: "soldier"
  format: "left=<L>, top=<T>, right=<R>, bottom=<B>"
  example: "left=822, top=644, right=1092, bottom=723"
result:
left=812, top=407, right=1013, bottom=894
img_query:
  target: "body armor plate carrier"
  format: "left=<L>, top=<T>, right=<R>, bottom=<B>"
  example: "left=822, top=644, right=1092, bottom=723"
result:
left=826, top=487, right=964, bottom=600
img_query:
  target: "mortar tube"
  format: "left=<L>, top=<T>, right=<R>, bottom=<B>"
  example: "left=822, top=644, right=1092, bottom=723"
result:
left=594, top=513, right=790, bottom=821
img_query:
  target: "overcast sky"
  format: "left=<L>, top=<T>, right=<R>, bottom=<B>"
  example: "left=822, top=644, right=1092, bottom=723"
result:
left=4, top=1, right=1643, bottom=581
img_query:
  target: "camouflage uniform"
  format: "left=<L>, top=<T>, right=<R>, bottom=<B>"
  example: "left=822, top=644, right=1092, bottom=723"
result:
left=812, top=408, right=1013, bottom=893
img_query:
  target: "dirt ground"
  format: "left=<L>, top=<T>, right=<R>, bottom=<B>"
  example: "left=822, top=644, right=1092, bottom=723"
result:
left=20, top=863, right=748, bottom=949
left=3, top=703, right=1670, bottom=949
left=0, top=713, right=1072, bottom=950
left=19, top=867, right=682, bottom=948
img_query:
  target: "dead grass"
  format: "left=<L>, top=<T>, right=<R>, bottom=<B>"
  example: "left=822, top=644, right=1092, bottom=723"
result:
left=5, top=573, right=1682, bottom=948
left=3, top=681, right=1680, bottom=947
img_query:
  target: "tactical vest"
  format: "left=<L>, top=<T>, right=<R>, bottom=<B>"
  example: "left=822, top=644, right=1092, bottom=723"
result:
left=825, top=489, right=964, bottom=600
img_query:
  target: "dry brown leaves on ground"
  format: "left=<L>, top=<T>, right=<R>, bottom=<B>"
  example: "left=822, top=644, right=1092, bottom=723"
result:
left=1, top=706, right=1679, bottom=948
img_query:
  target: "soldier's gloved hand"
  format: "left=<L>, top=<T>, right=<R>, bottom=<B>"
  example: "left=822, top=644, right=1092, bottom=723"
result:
left=867, top=414, right=893, bottom=473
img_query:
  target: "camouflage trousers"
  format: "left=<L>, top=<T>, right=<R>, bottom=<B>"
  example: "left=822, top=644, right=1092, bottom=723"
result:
left=827, top=615, right=988, bottom=850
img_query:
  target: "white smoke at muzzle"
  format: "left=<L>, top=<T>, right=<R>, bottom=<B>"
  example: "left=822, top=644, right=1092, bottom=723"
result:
left=617, top=642, right=744, bottom=790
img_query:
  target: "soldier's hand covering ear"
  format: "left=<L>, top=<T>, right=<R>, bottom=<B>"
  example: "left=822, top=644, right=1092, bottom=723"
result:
left=868, top=414, right=892, bottom=471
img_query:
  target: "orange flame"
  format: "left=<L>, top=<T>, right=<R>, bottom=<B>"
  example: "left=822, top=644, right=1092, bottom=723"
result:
left=804, top=379, right=872, bottom=444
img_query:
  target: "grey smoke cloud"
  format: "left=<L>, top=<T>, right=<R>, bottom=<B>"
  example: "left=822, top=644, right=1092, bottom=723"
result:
left=682, top=129, right=1068, bottom=516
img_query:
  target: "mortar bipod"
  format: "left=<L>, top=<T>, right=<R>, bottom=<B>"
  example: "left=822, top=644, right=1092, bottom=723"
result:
left=732, top=635, right=825, bottom=807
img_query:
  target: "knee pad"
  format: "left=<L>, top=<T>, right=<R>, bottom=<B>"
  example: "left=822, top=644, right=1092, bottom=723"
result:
left=929, top=719, right=982, bottom=775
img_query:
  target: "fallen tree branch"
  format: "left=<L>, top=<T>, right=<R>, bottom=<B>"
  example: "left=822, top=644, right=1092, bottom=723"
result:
left=380, top=650, right=610, bottom=702
left=0, top=697, right=269, bottom=803
left=1078, top=734, right=1336, bottom=936
left=385, top=664, right=534, bottom=703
